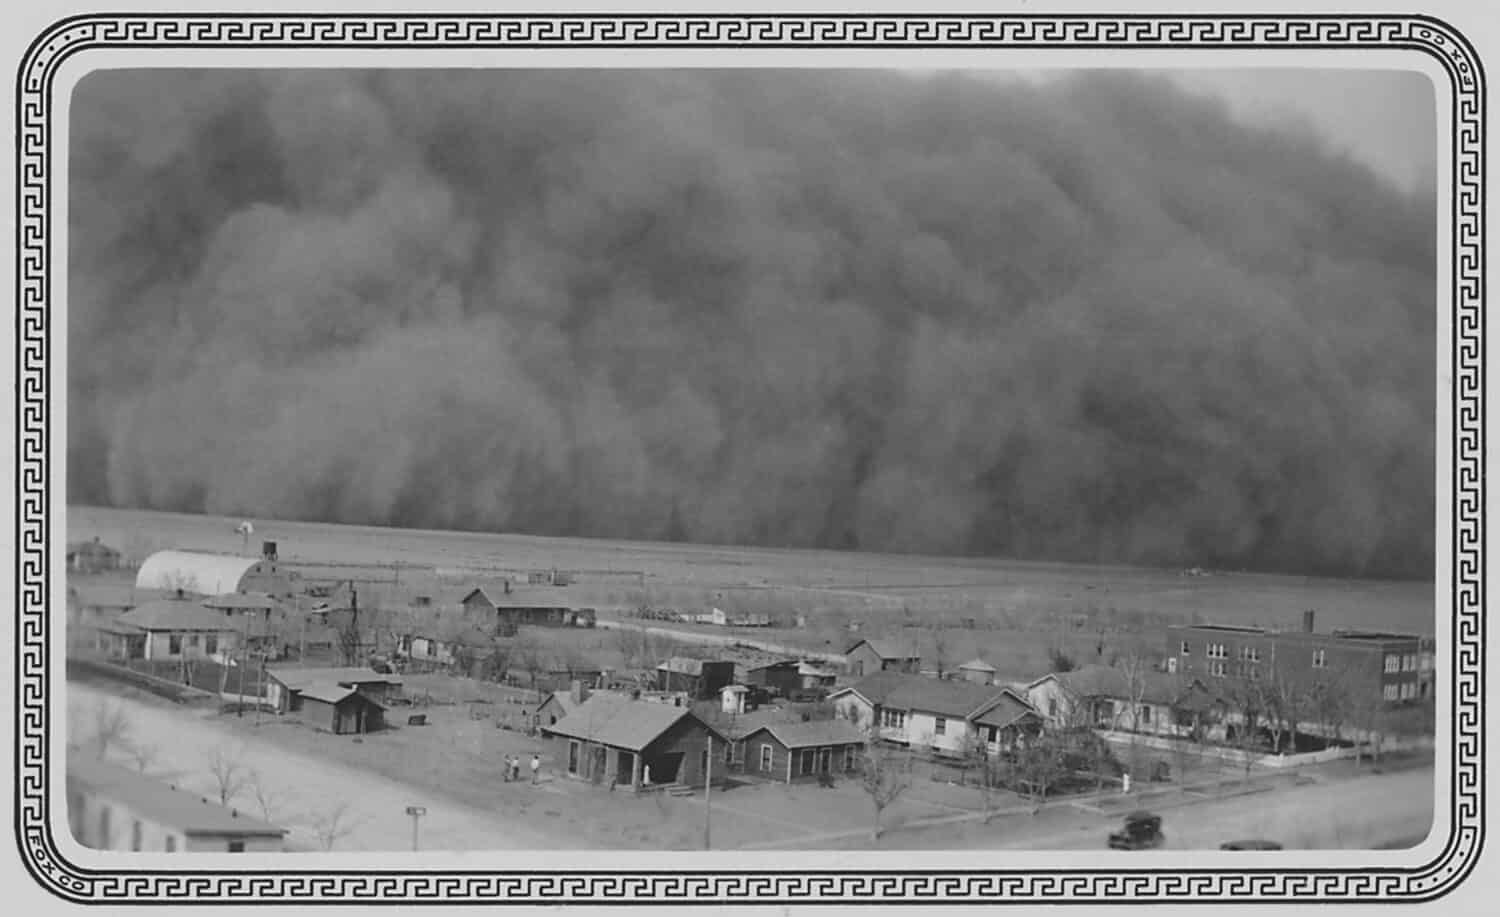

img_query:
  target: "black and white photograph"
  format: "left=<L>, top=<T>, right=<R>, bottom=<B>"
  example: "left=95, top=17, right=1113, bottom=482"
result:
left=8, top=1, right=1490, bottom=910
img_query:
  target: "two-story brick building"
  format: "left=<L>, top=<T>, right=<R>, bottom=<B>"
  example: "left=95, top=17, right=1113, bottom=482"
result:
left=1167, top=611, right=1432, bottom=706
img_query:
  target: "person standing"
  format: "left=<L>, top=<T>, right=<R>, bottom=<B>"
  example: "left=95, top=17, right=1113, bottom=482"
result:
left=530, top=753, right=541, bottom=785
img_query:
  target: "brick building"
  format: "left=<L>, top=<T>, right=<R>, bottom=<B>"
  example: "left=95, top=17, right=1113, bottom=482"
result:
left=1166, top=611, right=1434, bottom=706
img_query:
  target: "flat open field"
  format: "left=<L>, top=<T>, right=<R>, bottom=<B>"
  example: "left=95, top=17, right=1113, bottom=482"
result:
left=69, top=505, right=1432, bottom=633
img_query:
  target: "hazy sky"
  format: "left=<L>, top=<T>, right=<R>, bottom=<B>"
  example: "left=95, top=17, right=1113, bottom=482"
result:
left=1170, top=70, right=1437, bottom=193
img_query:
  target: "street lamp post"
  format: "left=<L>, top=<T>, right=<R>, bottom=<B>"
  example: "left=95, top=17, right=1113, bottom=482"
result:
left=405, top=805, right=427, bottom=851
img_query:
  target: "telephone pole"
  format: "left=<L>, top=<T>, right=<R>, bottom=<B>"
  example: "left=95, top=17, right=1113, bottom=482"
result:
left=703, top=735, right=713, bottom=850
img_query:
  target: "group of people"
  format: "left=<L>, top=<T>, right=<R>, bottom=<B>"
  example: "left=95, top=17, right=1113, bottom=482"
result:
left=503, top=753, right=542, bottom=785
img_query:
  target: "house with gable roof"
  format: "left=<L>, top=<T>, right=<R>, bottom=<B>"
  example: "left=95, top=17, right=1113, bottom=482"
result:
left=830, top=671, right=1043, bottom=758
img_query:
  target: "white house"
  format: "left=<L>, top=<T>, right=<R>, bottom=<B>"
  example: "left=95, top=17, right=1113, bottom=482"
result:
left=830, top=671, right=1042, bottom=758
left=1024, top=665, right=1219, bottom=738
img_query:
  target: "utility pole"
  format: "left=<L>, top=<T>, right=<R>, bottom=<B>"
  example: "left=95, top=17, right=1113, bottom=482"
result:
left=405, top=805, right=426, bottom=851
left=351, top=583, right=360, bottom=665
left=236, top=646, right=246, bottom=717
left=255, top=653, right=266, bottom=727
left=703, top=734, right=713, bottom=850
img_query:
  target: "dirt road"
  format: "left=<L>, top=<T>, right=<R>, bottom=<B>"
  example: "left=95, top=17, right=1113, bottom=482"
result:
left=979, top=767, right=1435, bottom=850
left=67, top=682, right=554, bottom=852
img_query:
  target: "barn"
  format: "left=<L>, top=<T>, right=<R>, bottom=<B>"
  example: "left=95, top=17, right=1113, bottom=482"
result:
left=295, top=684, right=386, bottom=735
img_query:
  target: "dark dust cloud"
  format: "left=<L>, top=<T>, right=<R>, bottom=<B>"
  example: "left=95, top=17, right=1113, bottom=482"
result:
left=68, top=70, right=1436, bottom=578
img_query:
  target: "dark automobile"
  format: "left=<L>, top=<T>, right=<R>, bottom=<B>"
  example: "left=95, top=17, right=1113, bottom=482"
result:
left=1108, top=811, right=1164, bottom=850
left=1220, top=840, right=1284, bottom=850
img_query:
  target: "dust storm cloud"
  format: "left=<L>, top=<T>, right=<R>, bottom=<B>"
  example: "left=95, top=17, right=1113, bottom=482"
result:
left=67, top=69, right=1436, bottom=578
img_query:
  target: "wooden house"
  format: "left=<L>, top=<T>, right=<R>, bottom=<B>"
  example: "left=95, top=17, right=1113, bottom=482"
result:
left=738, top=719, right=867, bottom=783
left=844, top=639, right=922, bottom=677
left=547, top=694, right=728, bottom=791
left=296, top=683, right=386, bottom=735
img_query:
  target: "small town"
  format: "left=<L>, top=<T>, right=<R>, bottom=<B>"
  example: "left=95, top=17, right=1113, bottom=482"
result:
left=64, top=533, right=1435, bottom=854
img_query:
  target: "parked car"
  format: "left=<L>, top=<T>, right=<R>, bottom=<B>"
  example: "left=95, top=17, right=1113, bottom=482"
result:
left=1108, top=811, right=1165, bottom=850
left=1219, top=840, right=1283, bottom=850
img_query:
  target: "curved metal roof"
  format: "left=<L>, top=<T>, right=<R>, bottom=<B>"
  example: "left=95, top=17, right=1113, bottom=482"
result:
left=135, top=550, right=262, bottom=596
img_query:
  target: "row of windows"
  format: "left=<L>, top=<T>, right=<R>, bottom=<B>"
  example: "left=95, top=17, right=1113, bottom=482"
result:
left=758, top=744, right=857, bottom=772
left=1384, top=682, right=1421, bottom=701
left=1182, top=644, right=1345, bottom=670
left=166, top=633, right=219, bottom=655
left=880, top=709, right=906, bottom=729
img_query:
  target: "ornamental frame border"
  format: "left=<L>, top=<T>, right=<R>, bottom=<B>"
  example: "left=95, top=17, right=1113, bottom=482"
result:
left=12, top=11, right=1486, bottom=906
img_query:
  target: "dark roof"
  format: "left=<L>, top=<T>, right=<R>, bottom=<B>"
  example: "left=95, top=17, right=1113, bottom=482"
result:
left=749, top=719, right=869, bottom=749
left=836, top=671, right=1020, bottom=719
left=297, top=683, right=386, bottom=707
left=491, top=586, right=575, bottom=609
left=116, top=600, right=234, bottom=633
left=1047, top=665, right=1201, bottom=707
left=267, top=666, right=403, bottom=690
left=202, top=592, right=281, bottom=612
left=69, top=584, right=139, bottom=609
left=67, top=758, right=285, bottom=837
left=547, top=695, right=722, bottom=751
left=846, top=639, right=920, bottom=660
left=971, top=692, right=1041, bottom=729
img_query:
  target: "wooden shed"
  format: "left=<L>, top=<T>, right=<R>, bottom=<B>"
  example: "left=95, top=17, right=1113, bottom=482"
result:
left=296, top=684, right=386, bottom=735
left=739, top=719, right=867, bottom=783
left=547, top=693, right=728, bottom=791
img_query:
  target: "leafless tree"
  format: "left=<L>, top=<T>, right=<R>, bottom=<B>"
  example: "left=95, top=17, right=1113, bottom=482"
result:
left=929, top=624, right=951, bottom=679
left=511, top=634, right=543, bottom=691
left=248, top=769, right=287, bottom=823
left=858, top=725, right=913, bottom=841
left=1014, top=731, right=1069, bottom=805
left=310, top=800, right=361, bottom=851
left=124, top=740, right=160, bottom=774
left=89, top=701, right=132, bottom=760
left=206, top=744, right=249, bottom=806
left=962, top=734, right=1006, bottom=823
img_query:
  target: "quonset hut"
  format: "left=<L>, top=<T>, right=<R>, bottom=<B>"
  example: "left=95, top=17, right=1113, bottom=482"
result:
left=134, top=543, right=293, bottom=598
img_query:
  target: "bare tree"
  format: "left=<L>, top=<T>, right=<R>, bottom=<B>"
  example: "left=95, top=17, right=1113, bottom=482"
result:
left=89, top=701, right=132, bottom=760
left=248, top=769, right=286, bottom=823
left=310, top=800, right=360, bottom=851
left=207, top=744, right=248, bottom=806
left=1015, top=731, right=1069, bottom=806
left=124, top=740, right=160, bottom=774
left=510, top=634, right=543, bottom=692
left=929, top=624, right=951, bottom=679
left=963, top=734, right=1007, bottom=823
left=858, top=725, right=913, bottom=841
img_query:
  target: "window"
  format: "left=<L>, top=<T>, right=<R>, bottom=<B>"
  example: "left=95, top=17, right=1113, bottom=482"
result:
left=1206, top=643, right=1227, bottom=659
left=1400, top=682, right=1417, bottom=700
left=205, top=635, right=217, bottom=655
left=1420, top=654, right=1434, bottom=672
left=131, top=820, right=142, bottom=851
left=164, top=836, right=176, bottom=852
left=228, top=841, right=245, bottom=853
left=1383, top=683, right=1400, bottom=701
left=881, top=708, right=906, bottom=730
left=1047, top=698, right=1058, bottom=718
left=1402, top=654, right=1417, bottom=672
left=1239, top=646, right=1260, bottom=662
left=1138, top=705, right=1152, bottom=724
left=1384, top=655, right=1401, bottom=673
left=934, top=717, right=947, bottom=737
left=1165, top=657, right=1178, bottom=674
left=985, top=725, right=998, bottom=744
left=759, top=744, right=773, bottom=772
left=843, top=746, right=855, bottom=771
left=1209, top=661, right=1227, bottom=678
left=1180, top=641, right=1191, bottom=656
left=168, top=635, right=182, bottom=655
left=800, top=749, right=815, bottom=776
left=1312, top=649, right=1327, bottom=669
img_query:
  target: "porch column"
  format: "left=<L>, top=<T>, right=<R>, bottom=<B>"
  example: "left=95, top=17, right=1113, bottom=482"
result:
left=786, top=747, right=793, bottom=784
left=631, top=752, right=642, bottom=790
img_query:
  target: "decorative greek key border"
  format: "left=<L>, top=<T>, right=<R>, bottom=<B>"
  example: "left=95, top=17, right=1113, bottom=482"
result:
left=13, top=12, right=1484, bottom=905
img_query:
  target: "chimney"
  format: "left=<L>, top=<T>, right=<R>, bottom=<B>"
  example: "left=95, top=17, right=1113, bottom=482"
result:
left=570, top=679, right=588, bottom=706
left=504, top=579, right=512, bottom=595
left=262, top=541, right=278, bottom=562
left=1303, top=610, right=1316, bottom=634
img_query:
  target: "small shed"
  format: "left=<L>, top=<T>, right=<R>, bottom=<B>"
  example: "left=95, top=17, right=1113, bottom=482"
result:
left=67, top=538, right=122, bottom=574
left=296, top=684, right=386, bottom=735
left=958, top=658, right=999, bottom=686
